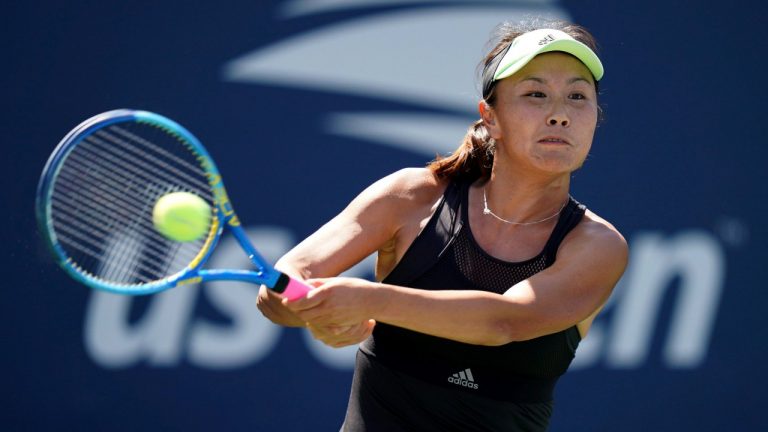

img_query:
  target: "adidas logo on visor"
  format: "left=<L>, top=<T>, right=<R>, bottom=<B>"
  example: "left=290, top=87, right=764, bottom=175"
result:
left=447, top=368, right=479, bottom=390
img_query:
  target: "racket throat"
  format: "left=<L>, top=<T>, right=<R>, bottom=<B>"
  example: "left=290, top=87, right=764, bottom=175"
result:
left=270, top=272, right=292, bottom=294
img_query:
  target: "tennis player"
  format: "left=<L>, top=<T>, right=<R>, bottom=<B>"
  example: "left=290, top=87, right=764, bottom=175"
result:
left=258, top=20, right=628, bottom=431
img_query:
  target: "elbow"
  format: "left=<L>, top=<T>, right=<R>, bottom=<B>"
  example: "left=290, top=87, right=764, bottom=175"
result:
left=482, top=318, right=525, bottom=346
left=485, top=312, right=558, bottom=345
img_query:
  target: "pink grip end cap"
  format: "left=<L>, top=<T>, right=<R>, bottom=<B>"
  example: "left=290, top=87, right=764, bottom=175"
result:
left=282, top=278, right=312, bottom=300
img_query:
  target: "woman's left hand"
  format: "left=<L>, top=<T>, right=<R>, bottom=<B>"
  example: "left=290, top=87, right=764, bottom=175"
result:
left=307, top=319, right=376, bottom=348
left=283, top=277, right=380, bottom=326
left=282, top=277, right=380, bottom=347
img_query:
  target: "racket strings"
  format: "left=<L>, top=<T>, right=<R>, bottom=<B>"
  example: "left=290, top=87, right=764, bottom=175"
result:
left=49, top=121, right=213, bottom=285
left=50, top=181, right=197, bottom=276
left=94, top=127, right=214, bottom=196
left=52, top=179, right=187, bottom=284
left=79, top=131, right=212, bottom=200
left=54, top=230, right=158, bottom=284
left=55, top=140, right=194, bottom=248
left=56, top=146, right=205, bottom=248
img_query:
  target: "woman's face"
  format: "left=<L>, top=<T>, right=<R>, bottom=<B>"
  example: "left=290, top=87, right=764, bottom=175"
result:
left=482, top=52, right=599, bottom=176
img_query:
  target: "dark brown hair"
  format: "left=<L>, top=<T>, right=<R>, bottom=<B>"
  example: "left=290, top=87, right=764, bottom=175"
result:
left=427, top=20, right=601, bottom=182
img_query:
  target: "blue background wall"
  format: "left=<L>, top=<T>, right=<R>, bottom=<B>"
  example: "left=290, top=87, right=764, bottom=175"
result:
left=3, top=1, right=766, bottom=430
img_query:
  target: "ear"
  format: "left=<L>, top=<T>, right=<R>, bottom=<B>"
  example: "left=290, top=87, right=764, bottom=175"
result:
left=478, top=100, right=502, bottom=140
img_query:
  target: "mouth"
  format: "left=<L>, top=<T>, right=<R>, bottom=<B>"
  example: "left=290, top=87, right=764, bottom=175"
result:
left=538, top=136, right=570, bottom=145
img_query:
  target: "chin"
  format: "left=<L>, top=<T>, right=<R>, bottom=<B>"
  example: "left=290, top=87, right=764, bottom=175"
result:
left=532, top=153, right=586, bottom=174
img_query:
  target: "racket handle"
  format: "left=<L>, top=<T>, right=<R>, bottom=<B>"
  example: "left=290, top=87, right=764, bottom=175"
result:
left=274, top=273, right=313, bottom=300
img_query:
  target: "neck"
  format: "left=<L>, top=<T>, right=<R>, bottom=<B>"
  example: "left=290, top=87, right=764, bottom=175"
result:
left=482, top=167, right=570, bottom=224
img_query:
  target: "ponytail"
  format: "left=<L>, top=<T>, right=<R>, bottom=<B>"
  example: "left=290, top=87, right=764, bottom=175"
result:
left=427, top=119, right=494, bottom=181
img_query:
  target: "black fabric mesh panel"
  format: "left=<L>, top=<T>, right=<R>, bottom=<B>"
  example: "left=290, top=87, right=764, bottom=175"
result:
left=452, top=227, right=548, bottom=294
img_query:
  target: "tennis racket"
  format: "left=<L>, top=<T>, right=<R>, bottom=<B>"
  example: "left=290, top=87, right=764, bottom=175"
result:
left=36, top=109, right=312, bottom=299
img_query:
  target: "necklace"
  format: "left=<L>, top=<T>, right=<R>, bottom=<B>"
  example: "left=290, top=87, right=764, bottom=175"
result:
left=482, top=187, right=567, bottom=226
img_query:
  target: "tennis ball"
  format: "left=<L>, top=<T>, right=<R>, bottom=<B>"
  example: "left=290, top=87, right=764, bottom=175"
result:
left=152, top=192, right=212, bottom=242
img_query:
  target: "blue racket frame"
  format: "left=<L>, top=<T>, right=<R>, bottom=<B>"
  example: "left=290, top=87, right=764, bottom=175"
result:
left=36, top=109, right=284, bottom=295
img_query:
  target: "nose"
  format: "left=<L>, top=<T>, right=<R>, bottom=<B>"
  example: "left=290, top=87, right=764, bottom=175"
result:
left=547, top=114, right=569, bottom=127
left=547, top=100, right=569, bottom=127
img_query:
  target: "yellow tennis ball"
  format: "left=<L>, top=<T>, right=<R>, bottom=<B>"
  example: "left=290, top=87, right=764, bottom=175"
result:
left=152, top=192, right=212, bottom=242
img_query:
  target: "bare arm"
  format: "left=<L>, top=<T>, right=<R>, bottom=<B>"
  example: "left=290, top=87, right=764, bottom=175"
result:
left=285, top=217, right=628, bottom=345
left=256, top=168, right=444, bottom=327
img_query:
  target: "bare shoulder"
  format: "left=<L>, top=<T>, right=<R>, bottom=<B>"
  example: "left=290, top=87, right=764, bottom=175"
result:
left=377, top=167, right=446, bottom=201
left=368, top=169, right=449, bottom=278
left=360, top=167, right=447, bottom=213
left=339, top=167, right=448, bottom=237
left=561, top=209, right=629, bottom=275
left=279, top=169, right=446, bottom=279
left=582, top=209, right=628, bottom=249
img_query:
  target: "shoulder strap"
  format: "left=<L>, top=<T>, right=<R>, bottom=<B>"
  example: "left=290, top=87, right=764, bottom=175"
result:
left=542, top=196, right=586, bottom=266
left=381, top=180, right=465, bottom=286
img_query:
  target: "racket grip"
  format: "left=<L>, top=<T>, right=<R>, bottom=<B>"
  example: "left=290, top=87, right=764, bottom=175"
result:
left=274, top=274, right=313, bottom=300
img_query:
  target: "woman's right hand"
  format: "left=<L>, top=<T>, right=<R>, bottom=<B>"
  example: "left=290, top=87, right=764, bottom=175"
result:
left=307, top=319, right=376, bottom=348
left=258, top=284, right=375, bottom=346
left=256, top=285, right=305, bottom=327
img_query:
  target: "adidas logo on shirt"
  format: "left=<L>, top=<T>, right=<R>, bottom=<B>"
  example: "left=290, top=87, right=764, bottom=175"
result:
left=447, top=368, right=479, bottom=389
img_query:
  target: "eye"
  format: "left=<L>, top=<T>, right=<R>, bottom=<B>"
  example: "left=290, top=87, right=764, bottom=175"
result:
left=525, top=91, right=546, bottom=98
left=569, top=92, right=587, bottom=100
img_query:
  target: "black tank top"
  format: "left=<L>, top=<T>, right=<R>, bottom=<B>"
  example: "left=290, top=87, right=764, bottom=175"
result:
left=358, top=179, right=586, bottom=403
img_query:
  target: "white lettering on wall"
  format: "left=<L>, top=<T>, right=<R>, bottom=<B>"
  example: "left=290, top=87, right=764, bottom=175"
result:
left=84, top=227, right=292, bottom=369
left=85, top=227, right=726, bottom=371
left=84, top=286, right=197, bottom=367
left=186, top=227, right=292, bottom=369
left=572, top=230, right=725, bottom=369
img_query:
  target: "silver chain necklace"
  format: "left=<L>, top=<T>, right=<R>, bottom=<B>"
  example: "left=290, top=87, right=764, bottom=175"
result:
left=482, top=187, right=567, bottom=226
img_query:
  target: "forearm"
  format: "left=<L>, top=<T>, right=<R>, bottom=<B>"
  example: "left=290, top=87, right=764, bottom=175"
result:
left=370, top=284, right=537, bottom=346
left=286, top=278, right=548, bottom=345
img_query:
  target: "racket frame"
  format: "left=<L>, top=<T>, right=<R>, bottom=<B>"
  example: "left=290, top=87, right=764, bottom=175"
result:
left=37, top=109, right=292, bottom=296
